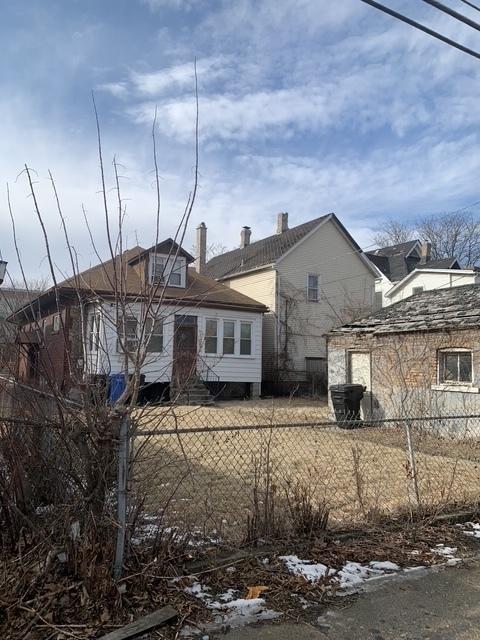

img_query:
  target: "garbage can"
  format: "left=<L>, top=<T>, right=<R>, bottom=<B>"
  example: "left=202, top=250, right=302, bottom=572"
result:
left=108, top=373, right=126, bottom=405
left=330, top=383, right=365, bottom=428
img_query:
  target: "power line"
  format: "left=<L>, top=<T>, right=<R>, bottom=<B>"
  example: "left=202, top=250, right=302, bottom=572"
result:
left=458, top=0, right=480, bottom=13
left=419, top=0, right=480, bottom=32
left=359, top=0, right=480, bottom=59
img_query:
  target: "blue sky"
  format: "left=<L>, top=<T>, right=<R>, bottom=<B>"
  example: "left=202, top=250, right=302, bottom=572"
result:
left=2, top=0, right=480, bottom=280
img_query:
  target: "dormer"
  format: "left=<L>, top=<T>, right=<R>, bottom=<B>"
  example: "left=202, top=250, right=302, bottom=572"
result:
left=128, top=239, right=195, bottom=288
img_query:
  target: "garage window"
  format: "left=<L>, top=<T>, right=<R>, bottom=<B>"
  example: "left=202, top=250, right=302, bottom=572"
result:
left=439, top=350, right=472, bottom=384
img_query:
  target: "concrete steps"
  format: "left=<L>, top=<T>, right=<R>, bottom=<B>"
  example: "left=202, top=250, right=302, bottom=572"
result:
left=170, top=378, right=214, bottom=406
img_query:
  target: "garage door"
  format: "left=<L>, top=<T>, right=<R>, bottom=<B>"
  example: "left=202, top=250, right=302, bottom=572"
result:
left=348, top=351, right=371, bottom=391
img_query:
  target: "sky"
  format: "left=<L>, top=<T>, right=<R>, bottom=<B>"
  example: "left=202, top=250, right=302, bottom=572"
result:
left=1, top=0, right=480, bottom=282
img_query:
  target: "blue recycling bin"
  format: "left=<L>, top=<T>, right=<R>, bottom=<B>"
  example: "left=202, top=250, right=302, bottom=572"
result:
left=108, top=373, right=126, bottom=405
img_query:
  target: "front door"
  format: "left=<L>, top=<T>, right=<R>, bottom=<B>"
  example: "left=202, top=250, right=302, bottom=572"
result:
left=172, top=315, right=197, bottom=387
left=348, top=351, right=372, bottom=418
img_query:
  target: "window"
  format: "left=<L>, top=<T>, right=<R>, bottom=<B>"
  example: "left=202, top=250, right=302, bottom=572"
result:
left=88, top=313, right=101, bottom=352
left=205, top=319, right=218, bottom=354
left=412, top=286, right=424, bottom=296
left=151, top=255, right=166, bottom=284
left=52, top=314, right=60, bottom=332
left=439, top=350, right=473, bottom=384
left=307, top=274, right=319, bottom=302
left=240, top=322, right=252, bottom=355
left=145, top=318, right=163, bottom=352
left=223, top=320, right=235, bottom=355
left=118, top=316, right=138, bottom=352
left=150, top=254, right=185, bottom=287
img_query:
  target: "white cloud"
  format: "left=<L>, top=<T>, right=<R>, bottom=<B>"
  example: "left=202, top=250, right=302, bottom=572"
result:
left=141, top=0, right=204, bottom=11
left=130, top=56, right=229, bottom=96
left=96, top=81, right=129, bottom=98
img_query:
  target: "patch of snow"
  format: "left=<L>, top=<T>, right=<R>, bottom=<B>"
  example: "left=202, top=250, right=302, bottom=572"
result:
left=279, top=555, right=329, bottom=582
left=458, top=522, right=480, bottom=539
left=431, top=544, right=458, bottom=558
left=182, top=580, right=281, bottom=636
left=279, top=555, right=417, bottom=594
left=369, top=561, right=400, bottom=572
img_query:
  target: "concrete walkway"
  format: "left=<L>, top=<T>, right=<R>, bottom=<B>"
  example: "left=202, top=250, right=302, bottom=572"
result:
left=216, top=559, right=480, bottom=640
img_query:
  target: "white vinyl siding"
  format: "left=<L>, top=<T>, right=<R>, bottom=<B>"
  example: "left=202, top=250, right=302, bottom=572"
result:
left=84, top=302, right=262, bottom=384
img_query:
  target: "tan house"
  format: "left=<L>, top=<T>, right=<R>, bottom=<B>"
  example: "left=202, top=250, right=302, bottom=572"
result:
left=202, top=213, right=377, bottom=393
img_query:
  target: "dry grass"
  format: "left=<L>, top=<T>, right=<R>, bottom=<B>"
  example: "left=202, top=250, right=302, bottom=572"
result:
left=131, top=402, right=480, bottom=541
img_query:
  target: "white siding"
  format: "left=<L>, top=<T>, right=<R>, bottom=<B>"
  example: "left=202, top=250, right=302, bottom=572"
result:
left=83, top=301, right=263, bottom=384
left=386, top=270, right=479, bottom=305
left=276, top=220, right=375, bottom=376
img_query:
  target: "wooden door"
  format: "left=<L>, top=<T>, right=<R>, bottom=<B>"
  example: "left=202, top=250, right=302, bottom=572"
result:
left=172, top=315, right=197, bottom=387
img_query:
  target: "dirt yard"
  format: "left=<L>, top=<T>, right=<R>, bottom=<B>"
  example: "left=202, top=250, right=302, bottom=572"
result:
left=131, top=400, right=480, bottom=541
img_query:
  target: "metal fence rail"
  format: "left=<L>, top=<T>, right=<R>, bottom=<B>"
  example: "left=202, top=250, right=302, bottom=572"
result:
left=130, top=409, right=480, bottom=543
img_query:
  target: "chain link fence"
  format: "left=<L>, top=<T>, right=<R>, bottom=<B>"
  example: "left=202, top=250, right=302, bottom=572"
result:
left=131, top=406, right=480, bottom=544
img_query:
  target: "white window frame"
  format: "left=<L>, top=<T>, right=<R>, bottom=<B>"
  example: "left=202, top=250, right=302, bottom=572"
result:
left=202, top=317, right=255, bottom=358
left=145, top=317, right=164, bottom=353
left=204, top=318, right=219, bottom=355
left=117, top=315, right=139, bottom=353
left=87, top=312, right=101, bottom=353
left=307, top=273, right=319, bottom=302
left=149, top=253, right=186, bottom=288
left=432, top=348, right=478, bottom=393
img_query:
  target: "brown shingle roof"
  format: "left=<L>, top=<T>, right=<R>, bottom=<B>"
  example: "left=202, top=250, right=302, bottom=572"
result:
left=205, top=214, right=332, bottom=279
left=9, top=245, right=268, bottom=323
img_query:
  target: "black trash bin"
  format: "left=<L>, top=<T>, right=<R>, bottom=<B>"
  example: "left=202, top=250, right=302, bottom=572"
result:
left=330, top=383, right=365, bottom=428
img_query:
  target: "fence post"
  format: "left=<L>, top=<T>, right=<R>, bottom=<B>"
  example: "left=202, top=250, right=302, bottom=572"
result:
left=114, top=414, right=129, bottom=580
left=404, top=419, right=420, bottom=507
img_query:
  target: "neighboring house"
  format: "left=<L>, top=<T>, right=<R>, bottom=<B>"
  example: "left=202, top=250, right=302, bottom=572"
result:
left=8, top=239, right=267, bottom=402
left=327, top=284, right=480, bottom=430
left=366, top=240, right=431, bottom=308
left=202, top=213, right=378, bottom=393
left=385, top=263, right=479, bottom=306
left=0, top=287, right=39, bottom=372
left=366, top=240, right=476, bottom=308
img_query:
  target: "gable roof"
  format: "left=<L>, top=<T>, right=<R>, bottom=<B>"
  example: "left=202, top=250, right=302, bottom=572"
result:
left=331, top=284, right=480, bottom=336
left=416, top=258, right=460, bottom=270
left=366, top=240, right=423, bottom=282
left=205, top=213, right=377, bottom=280
left=204, top=214, right=330, bottom=279
left=127, top=239, right=195, bottom=266
left=9, top=243, right=268, bottom=323
left=368, top=240, right=420, bottom=258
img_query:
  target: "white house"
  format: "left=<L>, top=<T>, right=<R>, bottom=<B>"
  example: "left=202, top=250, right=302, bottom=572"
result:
left=365, top=240, right=476, bottom=308
left=385, top=266, right=479, bottom=305
left=10, top=239, right=267, bottom=403
left=202, top=213, right=378, bottom=393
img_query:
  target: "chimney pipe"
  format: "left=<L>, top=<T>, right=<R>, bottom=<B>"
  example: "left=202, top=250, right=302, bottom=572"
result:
left=276, top=212, right=289, bottom=234
left=240, top=226, right=251, bottom=249
left=420, top=241, right=431, bottom=264
left=196, top=222, right=207, bottom=274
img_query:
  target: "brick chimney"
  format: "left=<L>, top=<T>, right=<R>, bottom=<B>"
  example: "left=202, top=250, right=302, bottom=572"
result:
left=240, top=226, right=251, bottom=249
left=196, top=222, right=207, bottom=274
left=276, top=212, right=289, bottom=234
left=420, top=241, right=431, bottom=264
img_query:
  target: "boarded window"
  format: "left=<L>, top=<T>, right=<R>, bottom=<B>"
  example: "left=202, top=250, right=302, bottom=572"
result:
left=205, top=319, right=218, bottom=354
left=439, top=351, right=472, bottom=384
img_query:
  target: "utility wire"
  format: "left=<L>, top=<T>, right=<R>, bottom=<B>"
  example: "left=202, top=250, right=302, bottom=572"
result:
left=458, top=0, right=480, bottom=13
left=419, top=0, right=480, bottom=32
left=359, top=0, right=480, bottom=59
